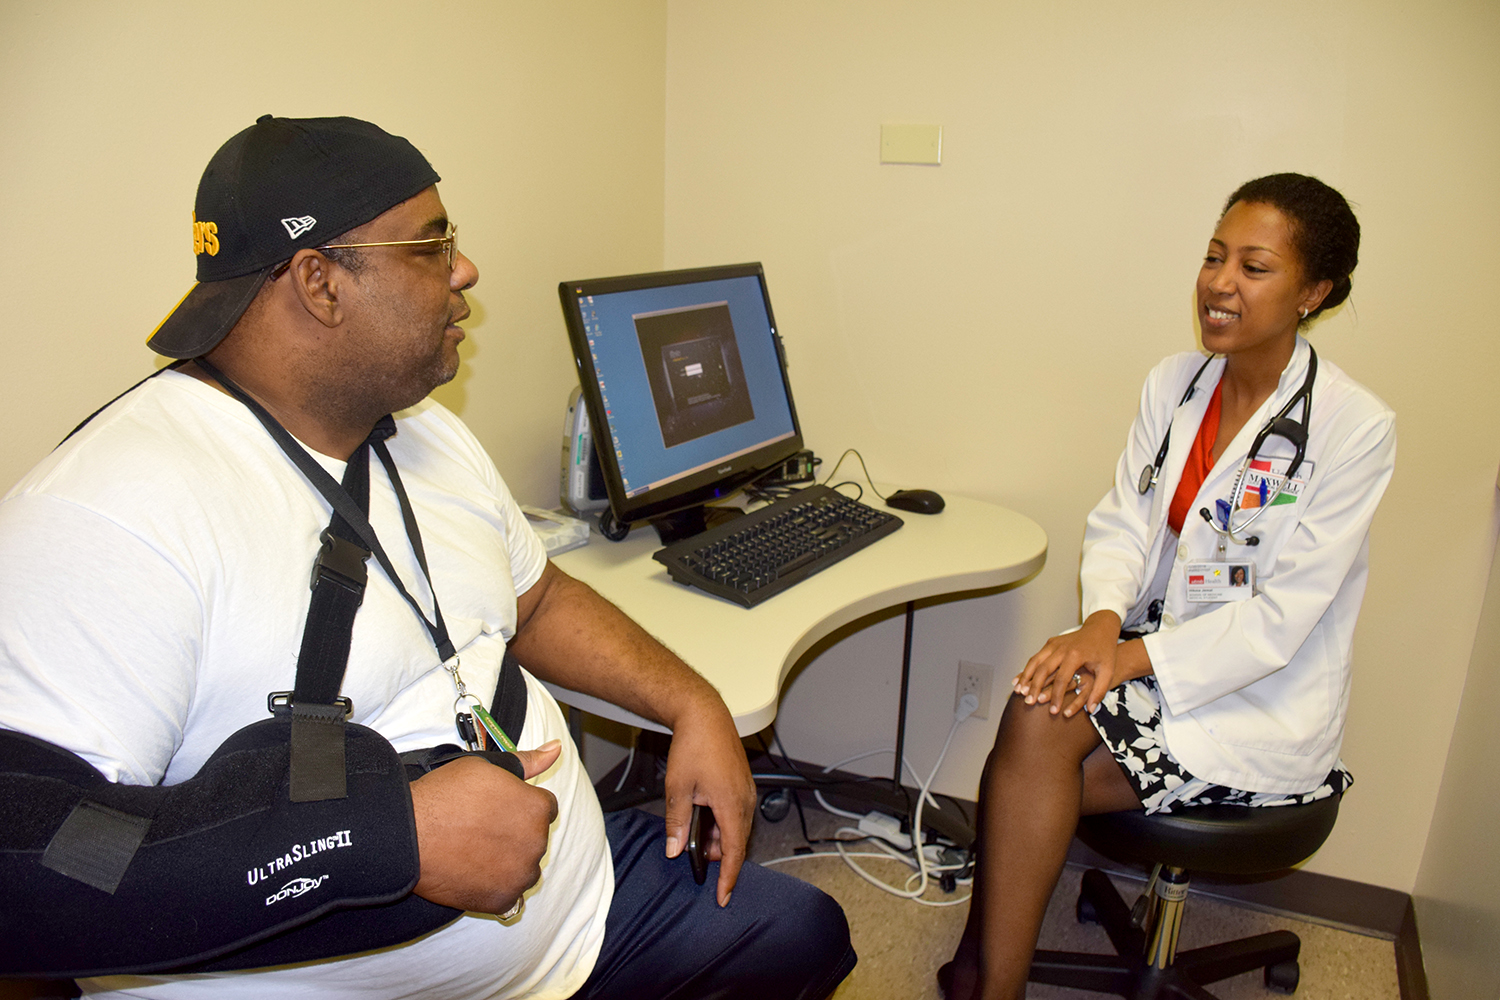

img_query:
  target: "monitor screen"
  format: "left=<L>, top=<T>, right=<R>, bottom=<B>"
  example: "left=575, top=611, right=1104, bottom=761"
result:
left=558, top=262, right=802, bottom=535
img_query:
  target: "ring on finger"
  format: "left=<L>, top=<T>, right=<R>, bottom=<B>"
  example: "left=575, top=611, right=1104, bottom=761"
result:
left=1072, top=672, right=1083, bottom=695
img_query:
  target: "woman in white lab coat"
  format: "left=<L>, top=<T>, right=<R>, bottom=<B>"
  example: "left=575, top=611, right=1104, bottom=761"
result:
left=940, top=174, right=1395, bottom=1000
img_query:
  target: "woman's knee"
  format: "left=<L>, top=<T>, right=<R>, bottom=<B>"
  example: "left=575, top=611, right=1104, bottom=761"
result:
left=990, top=692, right=1101, bottom=770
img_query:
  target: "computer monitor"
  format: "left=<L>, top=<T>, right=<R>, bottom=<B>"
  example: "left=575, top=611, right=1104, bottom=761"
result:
left=558, top=262, right=803, bottom=542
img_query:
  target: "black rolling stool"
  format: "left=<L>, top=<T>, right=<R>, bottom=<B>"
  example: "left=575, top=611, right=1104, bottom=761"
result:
left=1028, top=795, right=1341, bottom=999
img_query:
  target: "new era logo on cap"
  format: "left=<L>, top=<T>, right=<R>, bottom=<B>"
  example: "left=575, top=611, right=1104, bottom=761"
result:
left=281, top=216, right=317, bottom=239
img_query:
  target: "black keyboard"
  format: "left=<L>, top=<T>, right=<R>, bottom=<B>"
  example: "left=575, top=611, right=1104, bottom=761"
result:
left=653, top=485, right=903, bottom=607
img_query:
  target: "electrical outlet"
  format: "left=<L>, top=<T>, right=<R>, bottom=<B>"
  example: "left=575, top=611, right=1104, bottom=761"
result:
left=955, top=660, right=993, bottom=719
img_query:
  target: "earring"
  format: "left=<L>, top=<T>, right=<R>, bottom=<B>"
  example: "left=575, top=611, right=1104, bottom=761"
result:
left=1300, top=307, right=1309, bottom=320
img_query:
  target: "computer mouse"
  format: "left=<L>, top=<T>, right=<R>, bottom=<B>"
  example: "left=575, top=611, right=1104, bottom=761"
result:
left=885, top=489, right=945, bottom=515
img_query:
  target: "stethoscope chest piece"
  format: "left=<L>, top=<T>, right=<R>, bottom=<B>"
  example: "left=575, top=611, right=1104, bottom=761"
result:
left=1138, top=463, right=1156, bottom=495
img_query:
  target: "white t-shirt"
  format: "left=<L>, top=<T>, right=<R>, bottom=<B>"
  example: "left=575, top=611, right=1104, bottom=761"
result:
left=0, top=371, right=612, bottom=999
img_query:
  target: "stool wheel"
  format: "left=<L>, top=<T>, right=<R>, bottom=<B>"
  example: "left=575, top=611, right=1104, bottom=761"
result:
left=1264, top=959, right=1300, bottom=993
left=758, top=788, right=792, bottom=823
left=1075, top=893, right=1100, bottom=925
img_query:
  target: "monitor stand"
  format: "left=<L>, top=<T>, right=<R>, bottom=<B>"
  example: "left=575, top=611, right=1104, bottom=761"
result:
left=649, top=503, right=743, bottom=546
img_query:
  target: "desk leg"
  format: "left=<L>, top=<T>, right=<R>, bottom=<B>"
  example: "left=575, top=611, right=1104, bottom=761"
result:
left=892, top=601, right=915, bottom=788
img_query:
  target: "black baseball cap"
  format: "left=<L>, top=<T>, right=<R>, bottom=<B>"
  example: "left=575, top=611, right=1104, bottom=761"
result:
left=148, top=115, right=441, bottom=359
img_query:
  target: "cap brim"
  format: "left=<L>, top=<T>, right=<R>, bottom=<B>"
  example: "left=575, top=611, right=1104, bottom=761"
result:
left=147, top=268, right=272, bottom=359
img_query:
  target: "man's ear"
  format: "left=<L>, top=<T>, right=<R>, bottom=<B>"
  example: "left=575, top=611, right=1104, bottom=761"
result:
left=284, top=249, right=347, bottom=329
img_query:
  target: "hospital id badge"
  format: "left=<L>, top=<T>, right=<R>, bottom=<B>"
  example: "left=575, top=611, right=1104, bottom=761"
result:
left=1185, top=560, right=1254, bottom=602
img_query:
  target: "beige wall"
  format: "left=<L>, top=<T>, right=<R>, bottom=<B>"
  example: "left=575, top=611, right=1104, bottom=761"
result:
left=0, top=0, right=667, bottom=503
left=664, top=0, right=1500, bottom=892
left=1414, top=496, right=1500, bottom=998
left=4, top=0, right=1497, bottom=900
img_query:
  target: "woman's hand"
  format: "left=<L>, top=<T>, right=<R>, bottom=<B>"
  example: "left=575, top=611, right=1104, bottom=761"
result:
left=1082, top=637, right=1153, bottom=713
left=1013, top=610, right=1158, bottom=719
left=1014, top=611, right=1122, bottom=717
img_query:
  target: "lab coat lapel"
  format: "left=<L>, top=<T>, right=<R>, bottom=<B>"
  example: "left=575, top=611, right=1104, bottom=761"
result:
left=1149, top=354, right=1225, bottom=541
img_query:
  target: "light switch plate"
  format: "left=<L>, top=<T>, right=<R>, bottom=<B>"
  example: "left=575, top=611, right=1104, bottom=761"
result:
left=881, top=124, right=942, bottom=165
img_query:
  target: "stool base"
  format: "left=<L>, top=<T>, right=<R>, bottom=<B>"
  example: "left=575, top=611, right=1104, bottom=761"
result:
left=1029, top=868, right=1301, bottom=999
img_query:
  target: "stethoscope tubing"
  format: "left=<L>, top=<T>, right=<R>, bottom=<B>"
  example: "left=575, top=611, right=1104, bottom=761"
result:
left=1141, top=346, right=1318, bottom=547
left=1213, top=464, right=1284, bottom=543
left=1138, top=354, right=1216, bottom=495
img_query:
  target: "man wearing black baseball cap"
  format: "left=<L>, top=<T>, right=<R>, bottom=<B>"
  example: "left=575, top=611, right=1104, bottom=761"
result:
left=148, top=114, right=444, bottom=361
left=0, top=116, right=854, bottom=998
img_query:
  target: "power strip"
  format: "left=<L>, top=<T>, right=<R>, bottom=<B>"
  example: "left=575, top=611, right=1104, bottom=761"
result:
left=856, top=811, right=956, bottom=865
left=857, top=811, right=912, bottom=850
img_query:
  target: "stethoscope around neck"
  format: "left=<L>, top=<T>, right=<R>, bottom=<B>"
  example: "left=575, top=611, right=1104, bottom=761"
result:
left=1138, top=345, right=1318, bottom=548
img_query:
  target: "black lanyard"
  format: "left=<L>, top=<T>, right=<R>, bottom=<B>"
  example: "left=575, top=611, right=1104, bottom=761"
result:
left=193, top=358, right=455, bottom=663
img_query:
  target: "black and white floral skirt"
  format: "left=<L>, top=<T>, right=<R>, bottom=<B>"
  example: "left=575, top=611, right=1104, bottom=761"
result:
left=1089, top=676, right=1353, bottom=814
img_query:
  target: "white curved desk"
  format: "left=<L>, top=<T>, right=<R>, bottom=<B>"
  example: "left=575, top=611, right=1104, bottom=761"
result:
left=547, top=493, right=1048, bottom=736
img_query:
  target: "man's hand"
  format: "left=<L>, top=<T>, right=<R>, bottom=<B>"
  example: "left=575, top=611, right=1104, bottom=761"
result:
left=509, top=562, right=757, bottom=907
left=660, top=692, right=756, bottom=908
left=408, top=741, right=561, bottom=914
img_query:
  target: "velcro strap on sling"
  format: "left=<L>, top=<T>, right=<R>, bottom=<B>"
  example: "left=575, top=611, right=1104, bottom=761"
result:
left=40, top=801, right=153, bottom=895
left=290, top=701, right=354, bottom=802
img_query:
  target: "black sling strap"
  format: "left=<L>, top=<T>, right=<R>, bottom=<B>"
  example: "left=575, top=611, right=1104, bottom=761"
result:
left=193, top=358, right=459, bottom=801
left=285, top=428, right=382, bottom=802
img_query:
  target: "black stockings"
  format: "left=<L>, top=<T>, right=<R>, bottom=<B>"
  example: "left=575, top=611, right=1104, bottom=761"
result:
left=941, top=693, right=1140, bottom=1000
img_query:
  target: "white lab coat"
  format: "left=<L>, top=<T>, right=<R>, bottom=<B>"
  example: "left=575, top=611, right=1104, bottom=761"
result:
left=1082, top=337, right=1396, bottom=794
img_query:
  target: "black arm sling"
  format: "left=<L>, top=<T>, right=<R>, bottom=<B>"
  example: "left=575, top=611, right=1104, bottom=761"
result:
left=0, top=362, right=529, bottom=977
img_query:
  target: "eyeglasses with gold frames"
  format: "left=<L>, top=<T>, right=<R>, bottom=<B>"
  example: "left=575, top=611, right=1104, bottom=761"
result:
left=270, top=222, right=458, bottom=278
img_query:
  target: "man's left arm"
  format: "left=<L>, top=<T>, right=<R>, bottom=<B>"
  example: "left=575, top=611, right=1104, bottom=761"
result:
left=508, top=561, right=755, bottom=907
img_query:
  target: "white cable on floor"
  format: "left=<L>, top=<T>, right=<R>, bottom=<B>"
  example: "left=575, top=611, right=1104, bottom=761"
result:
left=766, top=702, right=979, bottom=906
left=612, top=745, right=636, bottom=793
left=830, top=710, right=968, bottom=904
left=809, top=748, right=942, bottom=818
left=766, top=733, right=942, bottom=813
left=762, top=841, right=973, bottom=908
left=813, top=791, right=867, bottom=821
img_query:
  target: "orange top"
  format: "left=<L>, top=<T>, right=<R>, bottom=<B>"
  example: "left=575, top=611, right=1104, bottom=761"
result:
left=1167, top=380, right=1223, bottom=535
